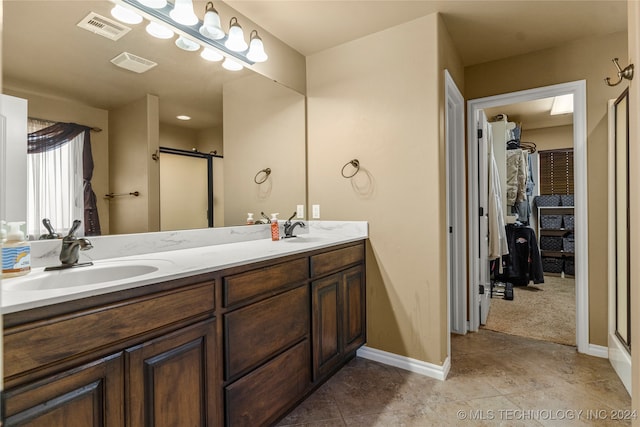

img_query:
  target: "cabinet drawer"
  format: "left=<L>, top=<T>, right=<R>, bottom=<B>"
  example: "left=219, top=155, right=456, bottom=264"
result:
left=5, top=281, right=215, bottom=380
left=225, top=339, right=310, bottom=427
left=223, top=258, right=308, bottom=307
left=224, top=286, right=309, bottom=380
left=310, top=243, right=364, bottom=278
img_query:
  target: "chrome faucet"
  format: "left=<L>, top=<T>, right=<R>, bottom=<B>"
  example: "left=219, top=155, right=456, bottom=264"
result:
left=283, top=212, right=306, bottom=238
left=59, top=220, right=93, bottom=267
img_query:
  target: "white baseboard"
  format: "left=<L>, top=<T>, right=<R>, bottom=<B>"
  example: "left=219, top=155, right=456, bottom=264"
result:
left=356, top=345, right=449, bottom=381
left=585, top=343, right=608, bottom=359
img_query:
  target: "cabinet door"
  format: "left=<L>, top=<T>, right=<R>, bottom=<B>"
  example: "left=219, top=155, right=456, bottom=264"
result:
left=4, top=353, right=123, bottom=427
left=342, top=265, right=366, bottom=355
left=312, top=273, right=342, bottom=380
left=126, top=319, right=217, bottom=427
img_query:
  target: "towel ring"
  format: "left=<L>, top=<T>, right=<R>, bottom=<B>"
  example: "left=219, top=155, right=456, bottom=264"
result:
left=341, top=159, right=360, bottom=178
left=254, top=168, right=271, bottom=184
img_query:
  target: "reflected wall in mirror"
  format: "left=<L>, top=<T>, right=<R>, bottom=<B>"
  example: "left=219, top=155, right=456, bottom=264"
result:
left=3, top=0, right=306, bottom=237
left=614, top=87, right=630, bottom=350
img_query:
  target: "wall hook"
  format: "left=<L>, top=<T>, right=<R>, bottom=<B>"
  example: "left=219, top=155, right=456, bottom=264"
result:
left=151, top=150, right=159, bottom=161
left=604, top=58, right=634, bottom=87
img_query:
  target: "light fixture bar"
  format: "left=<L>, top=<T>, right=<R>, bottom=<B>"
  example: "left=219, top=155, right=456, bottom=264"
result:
left=118, top=0, right=255, bottom=65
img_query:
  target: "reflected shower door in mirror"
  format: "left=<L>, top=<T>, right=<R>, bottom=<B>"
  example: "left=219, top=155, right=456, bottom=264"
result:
left=2, top=0, right=306, bottom=236
left=614, top=88, right=631, bottom=351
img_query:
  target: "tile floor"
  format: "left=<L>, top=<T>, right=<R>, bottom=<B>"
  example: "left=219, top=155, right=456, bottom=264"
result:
left=276, top=330, right=632, bottom=426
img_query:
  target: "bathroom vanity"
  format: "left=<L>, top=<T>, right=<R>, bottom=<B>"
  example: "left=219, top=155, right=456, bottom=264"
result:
left=2, top=222, right=367, bottom=426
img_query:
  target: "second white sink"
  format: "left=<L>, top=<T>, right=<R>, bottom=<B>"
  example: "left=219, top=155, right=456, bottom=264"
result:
left=4, top=263, right=160, bottom=291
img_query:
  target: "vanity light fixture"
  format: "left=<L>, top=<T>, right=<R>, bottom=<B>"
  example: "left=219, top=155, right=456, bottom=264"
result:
left=116, top=0, right=267, bottom=67
left=169, top=0, right=198, bottom=26
left=246, top=30, right=268, bottom=62
left=146, top=21, right=174, bottom=39
left=200, top=2, right=225, bottom=40
left=175, top=35, right=200, bottom=51
left=201, top=48, right=224, bottom=62
left=222, top=57, right=243, bottom=71
left=111, top=4, right=143, bottom=24
left=136, top=0, right=167, bottom=8
left=225, top=17, right=248, bottom=52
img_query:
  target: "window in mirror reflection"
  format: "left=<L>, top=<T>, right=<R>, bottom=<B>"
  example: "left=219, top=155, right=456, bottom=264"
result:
left=26, top=119, right=101, bottom=239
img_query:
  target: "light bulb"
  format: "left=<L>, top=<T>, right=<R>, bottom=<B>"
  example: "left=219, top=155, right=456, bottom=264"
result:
left=175, top=36, right=200, bottom=51
left=199, top=2, right=225, bottom=40
left=222, top=58, right=243, bottom=71
left=146, top=22, right=174, bottom=39
left=224, top=18, right=248, bottom=52
left=201, top=48, right=224, bottom=62
left=137, top=0, right=167, bottom=8
left=111, top=5, right=143, bottom=24
left=170, top=0, right=198, bottom=26
left=246, top=31, right=268, bottom=62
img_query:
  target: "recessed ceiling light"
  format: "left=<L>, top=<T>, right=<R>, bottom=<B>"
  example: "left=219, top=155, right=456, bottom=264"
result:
left=176, top=115, right=191, bottom=121
left=550, top=94, right=574, bottom=115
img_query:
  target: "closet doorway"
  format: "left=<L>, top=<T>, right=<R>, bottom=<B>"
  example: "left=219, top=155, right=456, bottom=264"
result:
left=466, top=81, right=591, bottom=354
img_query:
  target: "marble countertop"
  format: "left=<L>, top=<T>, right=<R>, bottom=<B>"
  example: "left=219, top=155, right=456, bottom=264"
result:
left=2, top=221, right=368, bottom=314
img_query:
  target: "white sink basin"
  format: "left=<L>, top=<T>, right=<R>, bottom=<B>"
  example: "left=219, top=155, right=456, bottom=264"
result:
left=4, top=263, right=160, bottom=291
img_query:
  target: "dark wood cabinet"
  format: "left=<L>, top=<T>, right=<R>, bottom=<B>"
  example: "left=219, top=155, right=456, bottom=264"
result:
left=3, top=239, right=367, bottom=427
left=312, top=265, right=366, bottom=381
left=4, top=353, right=124, bottom=427
left=126, top=319, right=218, bottom=427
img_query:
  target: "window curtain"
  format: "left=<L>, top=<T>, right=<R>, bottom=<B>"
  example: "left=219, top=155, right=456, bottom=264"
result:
left=27, top=121, right=101, bottom=237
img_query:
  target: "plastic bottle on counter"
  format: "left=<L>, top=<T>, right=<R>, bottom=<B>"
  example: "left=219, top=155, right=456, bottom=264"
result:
left=2, top=221, right=31, bottom=278
left=246, top=213, right=255, bottom=225
left=270, top=213, right=280, bottom=241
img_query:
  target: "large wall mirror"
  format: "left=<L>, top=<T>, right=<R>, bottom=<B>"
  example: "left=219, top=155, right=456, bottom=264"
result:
left=3, top=0, right=306, bottom=237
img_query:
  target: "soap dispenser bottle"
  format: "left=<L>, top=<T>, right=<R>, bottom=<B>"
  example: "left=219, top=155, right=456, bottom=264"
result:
left=2, top=221, right=31, bottom=278
left=246, top=213, right=255, bottom=225
left=270, top=213, right=280, bottom=241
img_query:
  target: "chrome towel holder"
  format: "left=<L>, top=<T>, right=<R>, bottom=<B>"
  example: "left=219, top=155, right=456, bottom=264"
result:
left=341, top=159, right=360, bottom=178
left=254, top=168, right=271, bottom=184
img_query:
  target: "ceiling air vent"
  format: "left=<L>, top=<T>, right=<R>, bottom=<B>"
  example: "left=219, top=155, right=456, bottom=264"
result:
left=77, top=12, right=131, bottom=41
left=110, top=52, right=158, bottom=73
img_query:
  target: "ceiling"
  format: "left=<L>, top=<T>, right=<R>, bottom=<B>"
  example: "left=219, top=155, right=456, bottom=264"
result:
left=227, top=0, right=627, bottom=66
left=484, top=97, right=573, bottom=130
left=2, top=1, right=628, bottom=131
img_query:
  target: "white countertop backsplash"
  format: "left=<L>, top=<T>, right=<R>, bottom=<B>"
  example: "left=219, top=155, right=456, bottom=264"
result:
left=3, top=221, right=368, bottom=314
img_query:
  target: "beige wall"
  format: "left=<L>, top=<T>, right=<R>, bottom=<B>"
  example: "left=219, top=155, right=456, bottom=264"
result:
left=3, top=87, right=110, bottom=235
left=465, top=30, right=628, bottom=347
left=223, top=74, right=306, bottom=227
left=109, top=95, right=159, bottom=234
left=628, top=1, right=639, bottom=422
left=522, top=125, right=573, bottom=152
left=307, top=13, right=463, bottom=365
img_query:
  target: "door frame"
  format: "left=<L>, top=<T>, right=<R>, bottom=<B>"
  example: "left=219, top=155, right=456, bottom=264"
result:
left=445, top=70, right=467, bottom=340
left=467, top=80, right=591, bottom=355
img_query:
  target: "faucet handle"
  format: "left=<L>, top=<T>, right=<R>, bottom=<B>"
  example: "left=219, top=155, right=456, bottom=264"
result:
left=287, top=212, right=296, bottom=222
left=39, top=218, right=61, bottom=239
left=67, top=219, right=82, bottom=237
